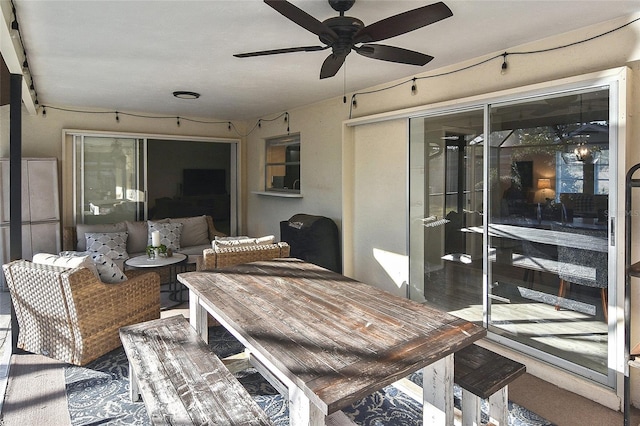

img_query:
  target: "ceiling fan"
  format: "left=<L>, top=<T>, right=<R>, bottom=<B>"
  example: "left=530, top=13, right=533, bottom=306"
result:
left=234, top=0, right=453, bottom=79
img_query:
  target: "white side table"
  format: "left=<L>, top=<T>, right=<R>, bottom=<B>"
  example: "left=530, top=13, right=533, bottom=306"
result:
left=125, top=253, right=188, bottom=308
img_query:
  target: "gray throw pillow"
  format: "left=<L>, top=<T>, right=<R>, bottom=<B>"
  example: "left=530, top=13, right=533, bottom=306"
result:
left=85, top=232, right=129, bottom=260
left=148, top=221, right=183, bottom=251
left=89, top=253, right=127, bottom=283
left=76, top=222, right=127, bottom=251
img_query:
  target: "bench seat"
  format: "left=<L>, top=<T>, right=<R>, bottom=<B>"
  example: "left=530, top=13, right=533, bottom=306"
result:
left=455, top=344, right=526, bottom=426
left=120, top=315, right=273, bottom=425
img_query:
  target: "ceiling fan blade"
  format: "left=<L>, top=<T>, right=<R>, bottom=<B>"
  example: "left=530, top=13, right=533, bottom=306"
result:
left=234, top=45, right=327, bottom=58
left=355, top=44, right=433, bottom=66
left=320, top=52, right=348, bottom=79
left=265, top=0, right=338, bottom=43
left=354, top=1, right=453, bottom=44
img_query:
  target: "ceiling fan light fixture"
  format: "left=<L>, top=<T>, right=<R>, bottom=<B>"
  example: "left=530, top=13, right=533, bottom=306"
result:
left=173, top=91, right=200, bottom=100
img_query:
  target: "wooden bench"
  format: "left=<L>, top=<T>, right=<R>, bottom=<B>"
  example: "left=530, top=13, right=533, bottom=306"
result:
left=119, top=315, right=273, bottom=426
left=454, top=344, right=526, bottom=426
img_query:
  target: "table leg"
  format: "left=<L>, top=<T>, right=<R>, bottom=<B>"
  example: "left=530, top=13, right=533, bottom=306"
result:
left=422, top=354, right=454, bottom=425
left=189, top=290, right=208, bottom=343
left=289, top=386, right=324, bottom=426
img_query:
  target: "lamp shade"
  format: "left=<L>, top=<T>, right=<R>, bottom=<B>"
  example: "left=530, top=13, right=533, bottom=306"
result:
left=537, top=178, right=551, bottom=190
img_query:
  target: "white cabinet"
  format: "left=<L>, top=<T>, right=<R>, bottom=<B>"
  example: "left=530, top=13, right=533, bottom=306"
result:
left=0, top=158, right=61, bottom=287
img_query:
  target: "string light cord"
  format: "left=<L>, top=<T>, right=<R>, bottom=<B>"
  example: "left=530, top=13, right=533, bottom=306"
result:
left=347, top=15, right=640, bottom=118
left=40, top=105, right=289, bottom=138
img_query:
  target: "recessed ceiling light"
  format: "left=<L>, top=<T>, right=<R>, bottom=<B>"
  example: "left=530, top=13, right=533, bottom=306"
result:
left=173, top=91, right=200, bottom=99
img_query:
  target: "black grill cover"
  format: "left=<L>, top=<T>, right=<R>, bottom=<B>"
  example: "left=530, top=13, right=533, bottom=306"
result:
left=280, top=214, right=341, bottom=273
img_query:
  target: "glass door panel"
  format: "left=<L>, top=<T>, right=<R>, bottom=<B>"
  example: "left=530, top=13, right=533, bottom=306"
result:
left=409, top=108, right=485, bottom=324
left=409, top=86, right=613, bottom=384
left=74, top=136, right=145, bottom=224
left=487, top=88, right=610, bottom=377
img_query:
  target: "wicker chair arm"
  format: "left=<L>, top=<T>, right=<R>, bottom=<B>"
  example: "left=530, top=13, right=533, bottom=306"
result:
left=63, top=267, right=161, bottom=364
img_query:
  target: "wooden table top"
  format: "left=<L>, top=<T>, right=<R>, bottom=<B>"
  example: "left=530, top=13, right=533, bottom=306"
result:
left=179, top=258, right=486, bottom=414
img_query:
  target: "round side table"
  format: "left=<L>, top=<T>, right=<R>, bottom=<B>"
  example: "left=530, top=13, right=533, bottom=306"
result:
left=125, top=253, right=188, bottom=309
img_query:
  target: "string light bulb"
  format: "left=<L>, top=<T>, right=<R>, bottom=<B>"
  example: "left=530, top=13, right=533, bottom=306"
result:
left=42, top=106, right=46, bottom=117
left=352, top=95, right=357, bottom=108
left=10, top=8, right=19, bottom=38
left=501, top=52, right=508, bottom=75
left=411, top=77, right=417, bottom=95
left=176, top=117, right=180, bottom=127
left=115, top=111, right=120, bottom=122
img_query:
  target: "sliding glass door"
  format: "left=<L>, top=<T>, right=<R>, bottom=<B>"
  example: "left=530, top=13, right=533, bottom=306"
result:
left=408, top=108, right=485, bottom=322
left=74, top=135, right=145, bottom=224
left=409, top=85, right=615, bottom=384
left=69, top=132, right=240, bottom=235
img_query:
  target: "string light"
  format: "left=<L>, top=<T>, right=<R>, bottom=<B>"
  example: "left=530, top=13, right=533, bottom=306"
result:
left=9, top=3, right=39, bottom=108
left=411, top=77, right=417, bottom=95
left=352, top=95, right=357, bottom=108
left=346, top=15, right=639, bottom=118
left=42, top=106, right=46, bottom=117
left=115, top=111, right=120, bottom=122
left=501, top=52, right=508, bottom=75
left=176, top=117, right=180, bottom=127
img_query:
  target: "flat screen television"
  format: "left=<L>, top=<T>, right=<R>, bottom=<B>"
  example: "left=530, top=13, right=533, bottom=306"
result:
left=182, top=169, right=226, bottom=196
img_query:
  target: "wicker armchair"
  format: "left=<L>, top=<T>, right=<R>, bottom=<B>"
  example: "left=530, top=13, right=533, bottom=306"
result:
left=2, top=260, right=161, bottom=366
left=197, top=242, right=290, bottom=271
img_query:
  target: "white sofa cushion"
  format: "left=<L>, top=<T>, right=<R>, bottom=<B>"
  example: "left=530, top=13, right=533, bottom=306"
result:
left=212, top=235, right=275, bottom=251
left=33, top=252, right=98, bottom=277
left=170, top=215, right=209, bottom=247
left=51, top=251, right=128, bottom=284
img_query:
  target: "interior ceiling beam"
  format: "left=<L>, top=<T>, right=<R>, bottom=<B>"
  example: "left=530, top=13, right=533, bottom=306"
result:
left=0, top=1, right=36, bottom=115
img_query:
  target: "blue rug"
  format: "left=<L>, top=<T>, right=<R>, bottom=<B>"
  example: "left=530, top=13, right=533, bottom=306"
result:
left=65, top=325, right=554, bottom=425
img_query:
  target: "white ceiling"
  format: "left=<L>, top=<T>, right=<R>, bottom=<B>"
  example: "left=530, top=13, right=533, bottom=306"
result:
left=10, top=0, right=640, bottom=120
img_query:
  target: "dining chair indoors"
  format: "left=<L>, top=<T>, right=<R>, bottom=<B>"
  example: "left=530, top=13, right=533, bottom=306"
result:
left=551, top=224, right=608, bottom=322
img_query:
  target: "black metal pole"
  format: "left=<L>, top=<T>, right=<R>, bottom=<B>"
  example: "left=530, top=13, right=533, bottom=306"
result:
left=624, top=163, right=640, bottom=426
left=9, top=73, right=22, bottom=353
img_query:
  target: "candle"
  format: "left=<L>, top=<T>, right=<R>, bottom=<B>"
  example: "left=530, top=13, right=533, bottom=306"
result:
left=152, top=230, right=161, bottom=247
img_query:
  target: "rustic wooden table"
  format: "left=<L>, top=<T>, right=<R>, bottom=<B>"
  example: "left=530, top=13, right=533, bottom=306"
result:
left=178, top=258, right=486, bottom=426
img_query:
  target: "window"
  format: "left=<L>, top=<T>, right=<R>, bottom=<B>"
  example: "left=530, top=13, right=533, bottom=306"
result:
left=265, top=134, right=300, bottom=193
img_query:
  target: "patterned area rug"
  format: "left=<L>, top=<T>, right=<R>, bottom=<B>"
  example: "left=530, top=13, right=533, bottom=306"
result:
left=65, top=325, right=554, bottom=426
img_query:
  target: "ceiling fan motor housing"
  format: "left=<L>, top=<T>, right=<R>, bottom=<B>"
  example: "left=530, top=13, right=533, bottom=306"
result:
left=328, top=0, right=356, bottom=13
left=321, top=16, right=364, bottom=53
